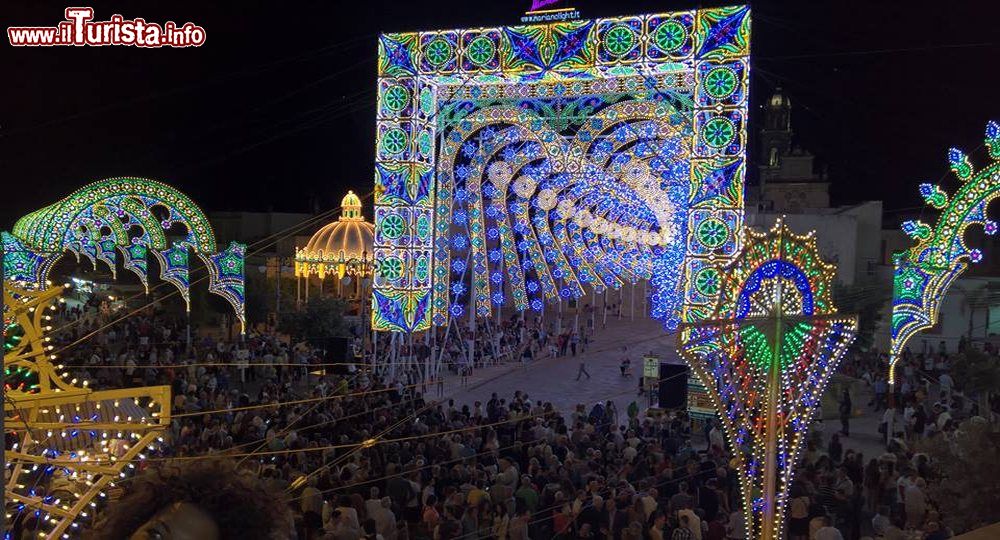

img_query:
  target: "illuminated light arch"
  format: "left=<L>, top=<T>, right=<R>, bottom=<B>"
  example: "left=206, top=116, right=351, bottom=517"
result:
left=13, top=177, right=216, bottom=255
left=3, top=177, right=246, bottom=331
left=889, top=120, right=1000, bottom=383
left=430, top=103, right=689, bottom=323
left=373, top=5, right=751, bottom=332
left=3, top=283, right=171, bottom=539
left=678, top=219, right=856, bottom=540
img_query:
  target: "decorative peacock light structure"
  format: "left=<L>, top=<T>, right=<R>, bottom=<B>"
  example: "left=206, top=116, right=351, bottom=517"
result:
left=678, top=219, right=857, bottom=540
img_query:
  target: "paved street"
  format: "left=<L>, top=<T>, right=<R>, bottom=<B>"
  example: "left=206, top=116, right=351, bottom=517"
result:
left=432, top=314, right=891, bottom=459
left=444, top=315, right=679, bottom=414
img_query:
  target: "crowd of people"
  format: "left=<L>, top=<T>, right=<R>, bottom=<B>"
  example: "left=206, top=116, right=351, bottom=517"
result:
left=841, top=344, right=997, bottom=452
left=16, top=291, right=996, bottom=539
left=48, top=294, right=745, bottom=540
left=388, top=304, right=607, bottom=390
left=810, top=343, right=1000, bottom=540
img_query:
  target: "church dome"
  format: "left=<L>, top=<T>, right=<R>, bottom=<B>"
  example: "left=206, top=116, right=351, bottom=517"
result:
left=295, top=191, right=374, bottom=279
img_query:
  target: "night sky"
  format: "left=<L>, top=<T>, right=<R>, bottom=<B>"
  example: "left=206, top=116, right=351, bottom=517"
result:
left=3, top=0, right=999, bottom=229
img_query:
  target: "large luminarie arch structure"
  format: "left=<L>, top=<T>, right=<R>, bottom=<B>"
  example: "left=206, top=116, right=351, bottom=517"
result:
left=372, top=6, right=751, bottom=332
left=3, top=177, right=246, bottom=330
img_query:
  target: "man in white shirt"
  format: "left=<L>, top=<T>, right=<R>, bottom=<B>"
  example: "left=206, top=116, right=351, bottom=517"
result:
left=938, top=372, right=954, bottom=398
left=709, top=424, right=725, bottom=451
left=935, top=405, right=952, bottom=430
left=328, top=496, right=360, bottom=532
left=641, top=488, right=658, bottom=520
left=896, top=470, right=917, bottom=502
left=372, top=497, right=397, bottom=540
left=903, top=405, right=916, bottom=438
left=365, top=487, right=383, bottom=519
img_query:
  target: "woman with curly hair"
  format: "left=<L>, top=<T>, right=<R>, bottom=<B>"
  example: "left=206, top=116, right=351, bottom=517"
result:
left=86, top=458, right=293, bottom=540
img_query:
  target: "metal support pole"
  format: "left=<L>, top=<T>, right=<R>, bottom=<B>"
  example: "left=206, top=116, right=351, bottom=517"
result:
left=603, top=288, right=608, bottom=328
left=423, top=328, right=431, bottom=383
left=642, top=279, right=647, bottom=318
left=557, top=294, right=563, bottom=335
left=761, top=229, right=785, bottom=540
left=618, top=287, right=623, bottom=319
left=407, top=331, right=414, bottom=377
left=590, top=288, right=596, bottom=332
left=275, top=259, right=281, bottom=320
left=389, top=333, right=398, bottom=380
left=630, top=281, right=635, bottom=321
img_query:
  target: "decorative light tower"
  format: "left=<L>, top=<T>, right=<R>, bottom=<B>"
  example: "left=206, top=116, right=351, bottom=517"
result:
left=3, top=282, right=171, bottom=539
left=679, top=219, right=856, bottom=540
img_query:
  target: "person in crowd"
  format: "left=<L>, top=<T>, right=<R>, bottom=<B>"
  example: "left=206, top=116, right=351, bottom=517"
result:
left=85, top=459, right=291, bottom=539
left=839, top=389, right=853, bottom=436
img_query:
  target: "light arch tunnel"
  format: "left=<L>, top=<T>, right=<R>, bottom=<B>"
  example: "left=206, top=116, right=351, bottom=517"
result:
left=372, top=98, right=746, bottom=332
left=2, top=177, right=246, bottom=331
left=370, top=6, right=752, bottom=333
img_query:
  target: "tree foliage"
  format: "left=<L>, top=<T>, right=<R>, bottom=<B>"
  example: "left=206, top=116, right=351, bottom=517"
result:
left=919, top=419, right=1000, bottom=533
left=244, top=271, right=297, bottom=325
left=277, top=296, right=348, bottom=346
left=950, top=347, right=1000, bottom=397
left=833, top=280, right=890, bottom=351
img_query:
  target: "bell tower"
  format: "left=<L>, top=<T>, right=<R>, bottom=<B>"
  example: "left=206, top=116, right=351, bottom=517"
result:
left=756, top=88, right=829, bottom=212
left=760, top=87, right=792, bottom=168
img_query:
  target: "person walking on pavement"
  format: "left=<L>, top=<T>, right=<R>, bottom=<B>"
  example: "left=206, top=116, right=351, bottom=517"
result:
left=839, top=388, right=852, bottom=436
left=576, top=358, right=591, bottom=380
left=619, top=346, right=632, bottom=377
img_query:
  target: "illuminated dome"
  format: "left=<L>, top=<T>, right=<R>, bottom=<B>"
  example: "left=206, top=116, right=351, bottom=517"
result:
left=295, top=191, right=374, bottom=279
left=769, top=87, right=790, bottom=108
